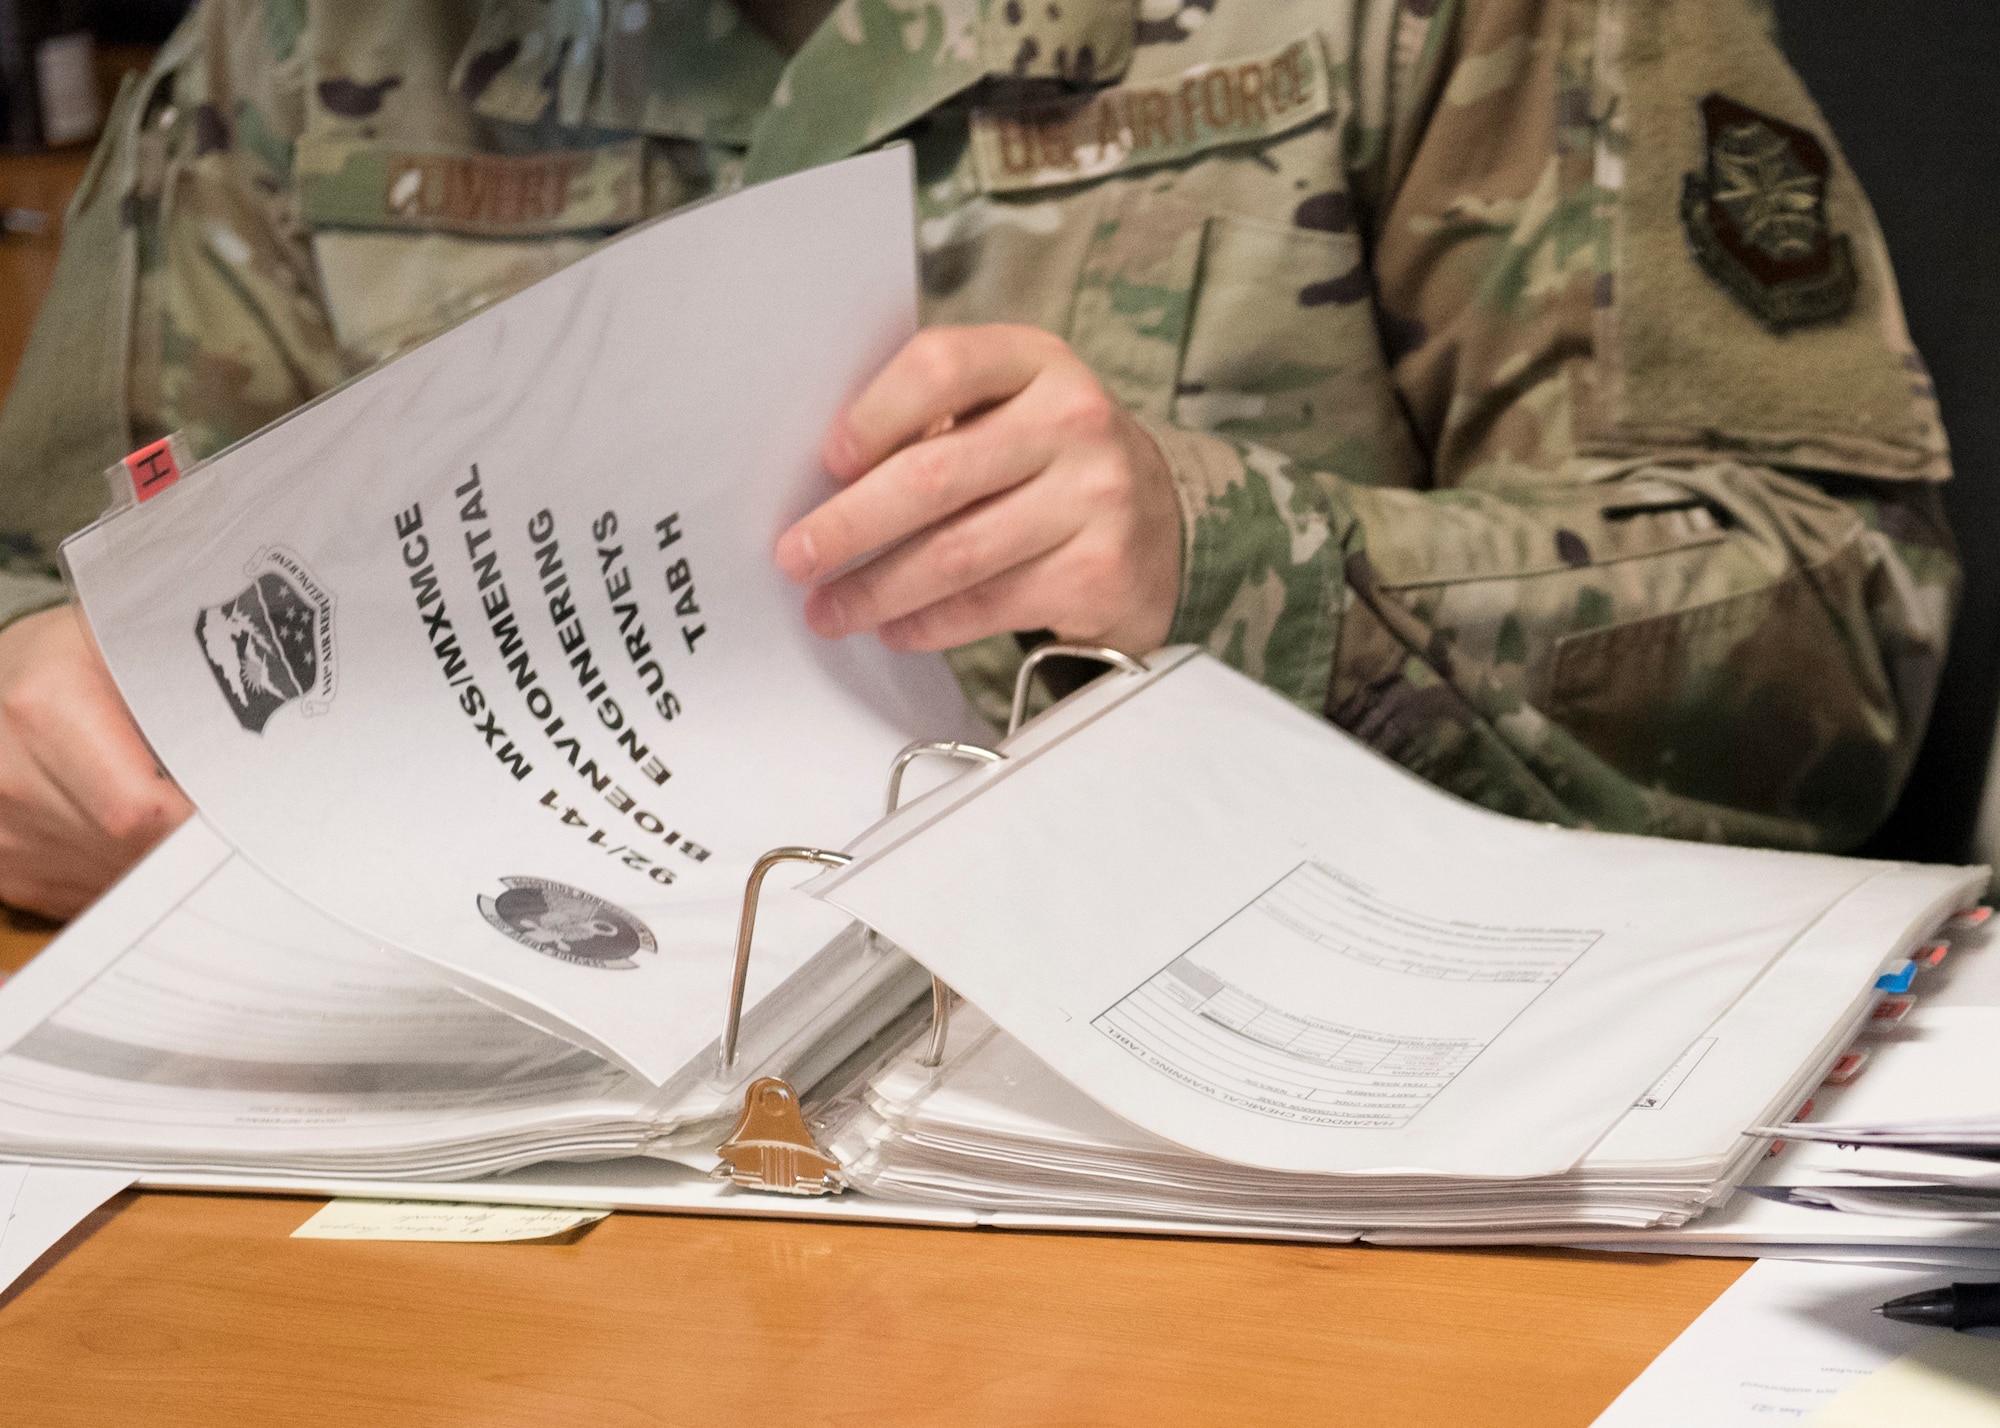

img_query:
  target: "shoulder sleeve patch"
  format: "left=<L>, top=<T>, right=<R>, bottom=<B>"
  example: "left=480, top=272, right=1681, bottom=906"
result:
left=1680, top=93, right=1856, bottom=331
left=1588, top=0, right=1948, bottom=484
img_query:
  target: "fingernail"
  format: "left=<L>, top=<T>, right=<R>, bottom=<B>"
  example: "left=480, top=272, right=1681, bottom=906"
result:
left=774, top=527, right=816, bottom=582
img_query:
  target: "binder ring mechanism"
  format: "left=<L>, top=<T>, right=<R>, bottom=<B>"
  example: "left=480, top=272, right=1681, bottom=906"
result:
left=712, top=645, right=1146, bottom=1196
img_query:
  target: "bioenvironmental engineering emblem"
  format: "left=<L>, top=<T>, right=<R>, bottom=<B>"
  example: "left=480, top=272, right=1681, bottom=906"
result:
left=478, top=878, right=657, bottom=969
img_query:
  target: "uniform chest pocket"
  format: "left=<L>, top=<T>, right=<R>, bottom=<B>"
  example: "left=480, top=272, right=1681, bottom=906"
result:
left=1065, top=191, right=1422, bottom=487
left=1178, top=213, right=1423, bottom=487
left=1063, top=186, right=1208, bottom=424
left=296, top=136, right=646, bottom=367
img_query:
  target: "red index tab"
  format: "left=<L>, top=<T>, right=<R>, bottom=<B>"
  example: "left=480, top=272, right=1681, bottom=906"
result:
left=1823, top=1051, right=1871, bottom=1086
left=124, top=437, right=182, bottom=502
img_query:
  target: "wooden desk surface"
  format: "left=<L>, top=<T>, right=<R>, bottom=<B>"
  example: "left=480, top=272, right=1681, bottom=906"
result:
left=0, top=108, right=1747, bottom=1426
left=3, top=1194, right=1746, bottom=1428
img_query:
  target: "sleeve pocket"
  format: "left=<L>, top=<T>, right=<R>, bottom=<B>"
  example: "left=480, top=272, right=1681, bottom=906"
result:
left=1544, top=542, right=1893, bottom=842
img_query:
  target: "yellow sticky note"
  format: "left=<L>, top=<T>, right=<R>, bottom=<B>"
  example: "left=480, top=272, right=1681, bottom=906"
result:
left=291, top=1199, right=609, bottom=1242
left=1810, top=1332, right=2000, bottom=1427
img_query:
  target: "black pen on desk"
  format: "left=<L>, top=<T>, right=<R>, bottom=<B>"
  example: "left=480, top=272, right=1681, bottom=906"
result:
left=1876, top=1281, right=2000, bottom=1330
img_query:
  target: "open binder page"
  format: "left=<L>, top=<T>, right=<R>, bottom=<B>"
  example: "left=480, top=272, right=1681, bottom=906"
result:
left=0, top=820, right=672, bottom=1176
left=819, top=862, right=1975, bottom=1230
left=811, top=652, right=1979, bottom=1177
left=1589, top=865, right=1981, bottom=1175
left=62, top=149, right=978, bottom=1085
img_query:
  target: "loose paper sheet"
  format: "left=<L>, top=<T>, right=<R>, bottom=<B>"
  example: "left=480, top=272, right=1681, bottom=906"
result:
left=1810, top=1331, right=2000, bottom=1426
left=0, top=1162, right=24, bottom=1241
left=63, top=149, right=978, bottom=1084
left=292, top=1199, right=608, bottom=1242
left=1591, top=1259, right=1959, bottom=1427
left=0, top=1167, right=133, bottom=1296
left=1561, top=1188, right=2000, bottom=1256
left=1759, top=920, right=2000, bottom=1186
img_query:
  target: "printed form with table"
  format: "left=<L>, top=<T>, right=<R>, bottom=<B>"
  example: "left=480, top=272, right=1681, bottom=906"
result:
left=4, top=146, right=2000, bottom=1422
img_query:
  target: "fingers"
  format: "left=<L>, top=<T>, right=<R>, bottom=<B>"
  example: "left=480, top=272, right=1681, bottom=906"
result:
left=874, top=548, right=1070, bottom=653
left=12, top=614, right=193, bottom=848
left=0, top=723, right=128, bottom=872
left=0, top=717, right=143, bottom=918
left=783, top=325, right=1184, bottom=660
left=830, top=445, right=1176, bottom=655
left=803, top=466, right=1081, bottom=638
left=0, top=606, right=193, bottom=918
left=780, top=332, right=1119, bottom=586
left=872, top=530, right=1158, bottom=654
left=780, top=402, right=1058, bottom=586
left=820, top=325, right=1065, bottom=482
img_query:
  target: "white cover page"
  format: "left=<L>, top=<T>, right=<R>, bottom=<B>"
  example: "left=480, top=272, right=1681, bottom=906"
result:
left=62, top=149, right=976, bottom=1084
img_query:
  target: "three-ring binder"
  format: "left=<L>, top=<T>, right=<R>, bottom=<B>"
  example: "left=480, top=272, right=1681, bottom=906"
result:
left=710, top=645, right=1148, bottom=1196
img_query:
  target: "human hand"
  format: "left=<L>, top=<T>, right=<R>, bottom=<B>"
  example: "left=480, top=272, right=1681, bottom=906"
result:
left=773, top=324, right=1182, bottom=655
left=0, top=605, right=193, bottom=918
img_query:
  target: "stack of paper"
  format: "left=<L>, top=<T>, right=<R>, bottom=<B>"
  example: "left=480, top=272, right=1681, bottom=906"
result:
left=0, top=820, right=922, bottom=1180
left=1731, top=916, right=2000, bottom=1225
left=806, top=653, right=1984, bottom=1233
left=822, top=937, right=1899, bottom=1235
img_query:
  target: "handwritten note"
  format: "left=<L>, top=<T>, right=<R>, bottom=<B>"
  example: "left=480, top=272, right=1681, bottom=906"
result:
left=1811, top=1332, right=2000, bottom=1427
left=292, top=1199, right=608, bottom=1242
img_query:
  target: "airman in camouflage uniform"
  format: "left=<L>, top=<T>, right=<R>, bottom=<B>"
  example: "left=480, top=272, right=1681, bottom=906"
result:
left=0, top=0, right=1956, bottom=864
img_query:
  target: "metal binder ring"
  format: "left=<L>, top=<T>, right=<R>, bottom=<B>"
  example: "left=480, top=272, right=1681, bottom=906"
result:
left=722, top=847, right=853, bottom=1071
left=886, top=740, right=1004, bottom=815
left=1008, top=643, right=1148, bottom=736
left=882, top=740, right=1006, bottom=1068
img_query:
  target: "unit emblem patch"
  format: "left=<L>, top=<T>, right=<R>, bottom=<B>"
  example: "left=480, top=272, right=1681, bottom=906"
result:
left=1680, top=93, right=1856, bottom=331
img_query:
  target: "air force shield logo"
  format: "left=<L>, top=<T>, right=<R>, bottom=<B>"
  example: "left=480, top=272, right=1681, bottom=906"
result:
left=195, top=547, right=337, bottom=734
left=479, top=878, right=657, bottom=969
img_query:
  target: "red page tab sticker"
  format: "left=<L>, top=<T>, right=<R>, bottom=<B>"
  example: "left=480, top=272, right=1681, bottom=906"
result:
left=124, top=437, right=182, bottom=502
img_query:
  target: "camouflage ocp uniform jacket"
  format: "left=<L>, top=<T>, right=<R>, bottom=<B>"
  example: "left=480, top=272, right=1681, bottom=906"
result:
left=0, top=0, right=1957, bottom=852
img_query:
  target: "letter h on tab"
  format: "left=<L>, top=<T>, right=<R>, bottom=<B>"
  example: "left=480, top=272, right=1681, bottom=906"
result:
left=122, top=435, right=187, bottom=504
